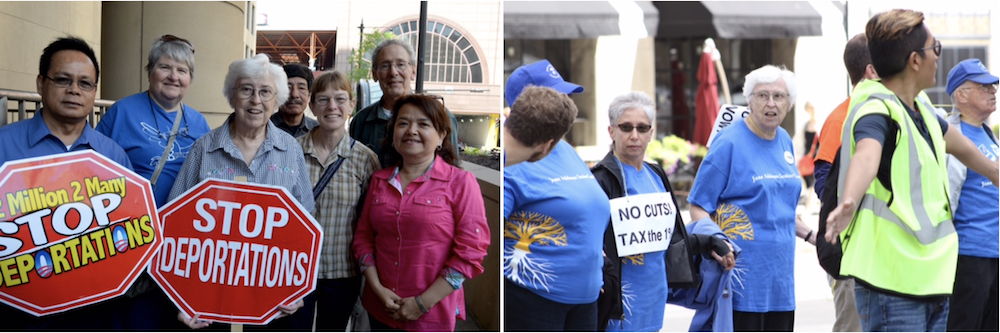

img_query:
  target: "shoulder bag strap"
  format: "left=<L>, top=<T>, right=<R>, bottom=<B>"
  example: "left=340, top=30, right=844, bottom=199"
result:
left=312, top=138, right=357, bottom=200
left=150, top=106, right=184, bottom=189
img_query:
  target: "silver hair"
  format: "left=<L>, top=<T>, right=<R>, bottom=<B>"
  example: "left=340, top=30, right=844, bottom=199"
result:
left=742, top=64, right=797, bottom=105
left=145, top=36, right=196, bottom=79
left=222, top=54, right=290, bottom=110
left=608, top=91, right=656, bottom=125
left=370, top=38, right=416, bottom=68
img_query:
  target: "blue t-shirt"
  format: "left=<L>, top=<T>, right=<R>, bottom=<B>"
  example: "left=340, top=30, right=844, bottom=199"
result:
left=954, top=121, right=999, bottom=258
left=687, top=119, right=800, bottom=312
left=503, top=140, right=609, bottom=304
left=0, top=109, right=132, bottom=170
left=96, top=92, right=210, bottom=207
left=607, top=159, right=669, bottom=332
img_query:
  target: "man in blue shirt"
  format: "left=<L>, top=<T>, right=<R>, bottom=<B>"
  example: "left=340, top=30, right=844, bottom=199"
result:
left=0, top=37, right=132, bottom=330
left=941, top=58, right=999, bottom=332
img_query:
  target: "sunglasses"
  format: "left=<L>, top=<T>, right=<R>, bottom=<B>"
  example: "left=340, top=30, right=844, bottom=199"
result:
left=616, top=123, right=652, bottom=133
left=915, top=39, right=941, bottom=57
left=161, top=34, right=195, bottom=54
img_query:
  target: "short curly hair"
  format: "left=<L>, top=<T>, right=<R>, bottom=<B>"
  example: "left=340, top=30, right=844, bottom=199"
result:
left=506, top=86, right=578, bottom=147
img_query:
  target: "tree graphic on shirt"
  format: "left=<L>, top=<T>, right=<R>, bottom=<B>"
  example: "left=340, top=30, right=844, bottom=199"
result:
left=503, top=211, right=568, bottom=292
left=623, top=254, right=644, bottom=265
left=714, top=202, right=754, bottom=240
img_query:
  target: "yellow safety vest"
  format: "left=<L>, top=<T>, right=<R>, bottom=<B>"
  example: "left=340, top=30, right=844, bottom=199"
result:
left=837, top=79, right=956, bottom=297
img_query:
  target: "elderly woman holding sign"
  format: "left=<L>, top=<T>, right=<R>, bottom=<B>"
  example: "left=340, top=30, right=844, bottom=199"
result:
left=590, top=91, right=734, bottom=331
left=687, top=65, right=811, bottom=331
left=168, top=53, right=315, bottom=330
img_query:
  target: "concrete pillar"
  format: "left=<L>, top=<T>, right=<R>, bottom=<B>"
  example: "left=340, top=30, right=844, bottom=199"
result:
left=102, top=1, right=255, bottom=128
left=0, top=2, right=103, bottom=93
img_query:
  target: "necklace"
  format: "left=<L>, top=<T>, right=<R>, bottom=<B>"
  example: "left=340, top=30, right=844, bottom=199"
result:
left=745, top=116, right=774, bottom=140
left=147, top=92, right=185, bottom=138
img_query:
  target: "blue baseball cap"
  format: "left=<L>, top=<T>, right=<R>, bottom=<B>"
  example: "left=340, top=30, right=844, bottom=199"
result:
left=505, top=60, right=584, bottom=106
left=946, top=59, right=1000, bottom=95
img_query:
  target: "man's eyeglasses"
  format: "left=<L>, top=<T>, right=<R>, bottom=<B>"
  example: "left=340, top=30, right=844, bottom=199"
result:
left=314, top=96, right=351, bottom=107
left=376, top=61, right=411, bottom=73
left=959, top=82, right=999, bottom=93
left=752, top=91, right=789, bottom=104
left=44, top=75, right=97, bottom=92
left=161, top=34, right=195, bottom=54
left=915, top=39, right=942, bottom=57
left=616, top=123, right=652, bottom=133
left=235, top=85, right=276, bottom=102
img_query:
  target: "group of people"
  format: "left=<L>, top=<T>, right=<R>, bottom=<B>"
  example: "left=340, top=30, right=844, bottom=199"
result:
left=0, top=34, right=489, bottom=332
left=503, top=8, right=997, bottom=333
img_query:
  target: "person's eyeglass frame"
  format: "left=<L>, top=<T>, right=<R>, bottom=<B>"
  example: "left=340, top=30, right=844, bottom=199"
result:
left=616, top=123, right=652, bottom=134
left=751, top=91, right=790, bottom=104
left=915, top=39, right=942, bottom=57
left=375, top=61, right=412, bottom=73
left=161, top=34, right=195, bottom=54
left=234, top=85, right=276, bottom=102
left=313, top=95, right=352, bottom=107
left=417, top=93, right=446, bottom=110
left=43, top=75, right=97, bottom=92
left=958, top=82, right=999, bottom=94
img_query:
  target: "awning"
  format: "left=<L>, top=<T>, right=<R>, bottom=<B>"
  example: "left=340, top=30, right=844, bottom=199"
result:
left=504, top=1, right=659, bottom=39
left=655, top=1, right=821, bottom=39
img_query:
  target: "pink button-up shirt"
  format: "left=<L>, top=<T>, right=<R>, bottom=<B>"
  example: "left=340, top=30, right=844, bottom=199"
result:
left=352, top=156, right=490, bottom=331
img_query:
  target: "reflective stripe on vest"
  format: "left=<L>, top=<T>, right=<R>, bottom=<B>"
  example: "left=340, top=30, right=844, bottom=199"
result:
left=837, top=92, right=954, bottom=245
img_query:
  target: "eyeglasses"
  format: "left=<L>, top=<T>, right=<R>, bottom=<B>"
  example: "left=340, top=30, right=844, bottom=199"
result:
left=161, top=34, right=195, bottom=54
left=751, top=91, right=789, bottom=104
left=43, top=75, right=97, bottom=91
left=915, top=39, right=942, bottom=57
left=420, top=94, right=445, bottom=109
left=616, top=123, right=652, bottom=133
left=376, top=61, right=411, bottom=73
left=313, top=96, right=351, bottom=106
left=959, top=82, right=999, bottom=93
left=235, top=85, right=276, bottom=101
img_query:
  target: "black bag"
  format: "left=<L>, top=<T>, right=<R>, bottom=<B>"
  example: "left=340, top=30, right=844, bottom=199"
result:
left=666, top=212, right=699, bottom=288
left=816, top=117, right=898, bottom=279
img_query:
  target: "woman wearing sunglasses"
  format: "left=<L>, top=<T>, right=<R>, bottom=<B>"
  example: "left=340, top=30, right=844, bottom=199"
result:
left=687, top=65, right=807, bottom=331
left=95, top=34, right=210, bottom=330
left=590, top=92, right=734, bottom=331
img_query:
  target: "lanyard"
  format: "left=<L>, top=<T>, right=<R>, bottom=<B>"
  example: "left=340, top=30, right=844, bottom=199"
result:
left=614, top=152, right=662, bottom=199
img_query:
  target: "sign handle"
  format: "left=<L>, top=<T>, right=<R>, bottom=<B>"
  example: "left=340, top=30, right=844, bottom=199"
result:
left=232, top=175, right=247, bottom=332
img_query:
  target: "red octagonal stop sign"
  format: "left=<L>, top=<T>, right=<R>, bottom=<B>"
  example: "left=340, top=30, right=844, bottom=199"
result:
left=0, top=150, right=161, bottom=316
left=150, top=178, right=321, bottom=325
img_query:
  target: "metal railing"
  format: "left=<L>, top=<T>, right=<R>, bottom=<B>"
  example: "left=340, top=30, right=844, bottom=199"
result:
left=1, top=89, right=115, bottom=128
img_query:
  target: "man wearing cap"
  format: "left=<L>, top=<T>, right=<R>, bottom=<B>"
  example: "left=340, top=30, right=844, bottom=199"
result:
left=349, top=38, right=458, bottom=165
left=271, top=63, right=319, bottom=138
left=503, top=60, right=609, bottom=331
left=503, top=60, right=584, bottom=167
left=941, top=58, right=999, bottom=332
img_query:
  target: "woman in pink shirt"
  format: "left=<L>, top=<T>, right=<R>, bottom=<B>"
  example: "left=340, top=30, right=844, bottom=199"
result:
left=352, top=94, right=491, bottom=331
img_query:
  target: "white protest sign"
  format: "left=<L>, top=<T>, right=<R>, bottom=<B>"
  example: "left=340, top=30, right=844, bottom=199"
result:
left=705, top=104, right=750, bottom=148
left=609, top=192, right=675, bottom=257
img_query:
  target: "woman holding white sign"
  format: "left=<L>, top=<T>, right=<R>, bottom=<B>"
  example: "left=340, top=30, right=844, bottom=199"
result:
left=687, top=65, right=811, bottom=331
left=591, top=91, right=734, bottom=331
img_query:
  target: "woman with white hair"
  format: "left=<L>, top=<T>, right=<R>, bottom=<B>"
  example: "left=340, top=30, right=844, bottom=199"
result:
left=168, top=53, right=315, bottom=330
left=686, top=65, right=808, bottom=331
left=591, top=91, right=734, bottom=331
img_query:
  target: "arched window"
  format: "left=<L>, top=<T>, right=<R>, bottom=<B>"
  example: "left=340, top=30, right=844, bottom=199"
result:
left=389, top=20, right=483, bottom=83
